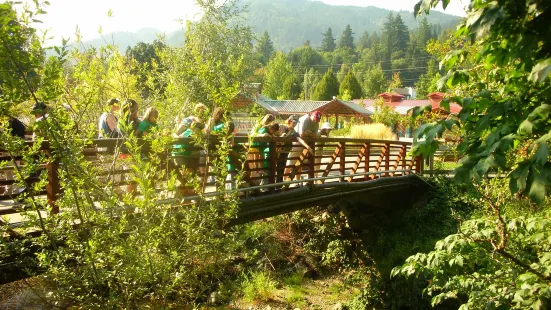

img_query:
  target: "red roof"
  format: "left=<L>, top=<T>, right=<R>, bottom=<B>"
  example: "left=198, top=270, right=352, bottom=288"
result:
left=352, top=96, right=462, bottom=115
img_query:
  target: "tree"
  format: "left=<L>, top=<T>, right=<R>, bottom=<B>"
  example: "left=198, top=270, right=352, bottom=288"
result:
left=393, top=14, right=410, bottom=58
left=381, top=12, right=410, bottom=62
left=257, top=30, right=274, bottom=65
left=371, top=98, right=400, bottom=128
left=357, top=31, right=370, bottom=51
left=388, top=72, right=403, bottom=89
left=320, top=27, right=336, bottom=52
left=0, top=2, right=44, bottom=107
left=338, top=24, right=355, bottom=50
left=394, top=0, right=551, bottom=308
left=287, top=45, right=325, bottom=73
left=281, top=75, right=302, bottom=100
left=363, top=65, right=388, bottom=98
left=263, top=52, right=296, bottom=99
left=415, top=58, right=440, bottom=98
left=339, top=70, right=363, bottom=99
left=126, top=40, right=167, bottom=99
left=161, top=0, right=255, bottom=111
left=312, top=68, right=339, bottom=100
left=302, top=68, right=321, bottom=100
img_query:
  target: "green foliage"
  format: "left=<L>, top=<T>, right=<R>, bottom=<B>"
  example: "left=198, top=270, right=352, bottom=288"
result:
left=0, top=2, right=44, bottom=107
left=256, top=30, right=274, bottom=65
left=287, top=44, right=325, bottom=73
left=241, top=0, right=459, bottom=52
left=338, top=24, right=355, bottom=50
left=393, top=208, right=551, bottom=308
left=281, top=75, right=302, bottom=100
left=312, top=68, right=339, bottom=101
left=339, top=70, right=363, bottom=99
left=381, top=12, right=410, bottom=62
left=412, top=0, right=551, bottom=203
left=356, top=31, right=370, bottom=51
left=0, top=1, right=250, bottom=307
left=125, top=40, right=167, bottom=99
left=370, top=98, right=400, bottom=128
left=160, top=0, right=255, bottom=112
left=241, top=271, right=278, bottom=302
left=302, top=68, right=321, bottom=100
left=362, top=65, right=388, bottom=98
left=263, top=51, right=297, bottom=99
left=320, top=27, right=336, bottom=52
left=415, top=58, right=440, bottom=98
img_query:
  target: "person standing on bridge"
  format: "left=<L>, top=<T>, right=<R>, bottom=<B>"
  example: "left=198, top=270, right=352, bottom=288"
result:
left=297, top=110, right=321, bottom=138
left=296, top=110, right=321, bottom=179
left=277, top=116, right=299, bottom=183
left=98, top=98, right=121, bottom=139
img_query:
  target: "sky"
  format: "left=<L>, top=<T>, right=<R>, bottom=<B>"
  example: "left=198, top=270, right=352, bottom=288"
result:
left=16, top=0, right=468, bottom=45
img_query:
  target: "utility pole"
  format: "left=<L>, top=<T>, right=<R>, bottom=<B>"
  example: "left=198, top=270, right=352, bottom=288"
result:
left=304, top=68, right=308, bottom=100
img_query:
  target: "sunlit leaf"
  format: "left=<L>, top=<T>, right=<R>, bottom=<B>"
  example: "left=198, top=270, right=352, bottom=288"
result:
left=529, top=58, right=551, bottom=84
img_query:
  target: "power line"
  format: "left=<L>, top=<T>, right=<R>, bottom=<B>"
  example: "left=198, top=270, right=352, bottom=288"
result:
left=290, top=56, right=437, bottom=70
left=293, top=66, right=430, bottom=77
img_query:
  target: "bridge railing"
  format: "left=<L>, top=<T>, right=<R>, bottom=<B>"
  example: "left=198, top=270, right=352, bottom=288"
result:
left=0, top=136, right=422, bottom=219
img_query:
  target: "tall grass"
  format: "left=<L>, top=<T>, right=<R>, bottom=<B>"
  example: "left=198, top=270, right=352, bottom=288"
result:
left=241, top=271, right=278, bottom=302
left=350, top=123, right=396, bottom=140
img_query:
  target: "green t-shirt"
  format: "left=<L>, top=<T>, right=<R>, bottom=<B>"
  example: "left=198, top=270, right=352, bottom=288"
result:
left=173, top=128, right=194, bottom=156
left=251, top=127, right=269, bottom=149
left=137, top=120, right=158, bottom=136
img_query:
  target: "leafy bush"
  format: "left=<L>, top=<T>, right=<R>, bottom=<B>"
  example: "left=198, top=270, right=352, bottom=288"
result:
left=241, top=271, right=278, bottom=302
left=350, top=123, right=396, bottom=140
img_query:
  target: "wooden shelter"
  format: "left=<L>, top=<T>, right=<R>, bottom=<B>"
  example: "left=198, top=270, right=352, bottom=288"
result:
left=255, top=96, right=372, bottom=125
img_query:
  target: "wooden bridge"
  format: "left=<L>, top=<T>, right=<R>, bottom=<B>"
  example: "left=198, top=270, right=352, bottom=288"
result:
left=0, top=136, right=425, bottom=228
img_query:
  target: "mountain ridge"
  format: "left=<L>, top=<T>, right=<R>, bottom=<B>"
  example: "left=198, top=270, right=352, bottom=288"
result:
left=76, top=0, right=460, bottom=52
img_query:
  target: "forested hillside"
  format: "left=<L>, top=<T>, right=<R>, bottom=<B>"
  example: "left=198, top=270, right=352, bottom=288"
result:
left=77, top=0, right=459, bottom=53
left=241, top=0, right=459, bottom=51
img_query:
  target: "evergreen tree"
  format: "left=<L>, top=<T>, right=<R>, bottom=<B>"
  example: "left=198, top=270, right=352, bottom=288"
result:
left=339, top=70, right=363, bottom=99
left=263, top=52, right=295, bottom=99
left=363, top=64, right=388, bottom=98
left=312, top=68, right=339, bottom=100
left=257, top=30, right=275, bottom=65
left=370, top=32, right=380, bottom=48
left=357, top=31, right=370, bottom=51
left=381, top=12, right=395, bottom=62
left=338, top=24, right=355, bottom=50
left=381, top=12, right=410, bottom=61
left=393, top=14, right=410, bottom=57
left=320, top=27, right=336, bottom=52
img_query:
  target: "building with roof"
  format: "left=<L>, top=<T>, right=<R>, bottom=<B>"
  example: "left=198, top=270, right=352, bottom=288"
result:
left=352, top=92, right=462, bottom=138
left=255, top=95, right=373, bottom=124
left=353, top=92, right=462, bottom=116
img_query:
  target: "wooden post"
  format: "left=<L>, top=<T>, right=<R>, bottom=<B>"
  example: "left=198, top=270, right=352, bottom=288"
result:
left=385, top=143, right=390, bottom=177
left=269, top=141, right=277, bottom=190
left=339, top=141, right=345, bottom=182
left=415, top=155, right=422, bottom=174
left=364, top=142, right=370, bottom=181
left=335, top=114, right=339, bottom=129
left=401, top=145, right=407, bottom=173
left=429, top=154, right=434, bottom=177
left=46, top=147, right=60, bottom=214
left=308, top=140, right=315, bottom=185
